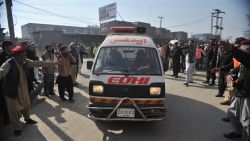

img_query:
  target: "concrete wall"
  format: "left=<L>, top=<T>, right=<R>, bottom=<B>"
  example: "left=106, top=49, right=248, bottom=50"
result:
left=170, top=31, right=188, bottom=42
left=33, top=31, right=63, bottom=55
left=22, top=23, right=101, bottom=40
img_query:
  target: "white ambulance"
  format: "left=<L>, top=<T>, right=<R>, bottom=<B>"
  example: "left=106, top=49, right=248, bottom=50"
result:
left=87, top=27, right=166, bottom=121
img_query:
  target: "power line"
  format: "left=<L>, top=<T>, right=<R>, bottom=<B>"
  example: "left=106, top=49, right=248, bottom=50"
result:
left=17, top=2, right=246, bottom=6
left=6, top=8, right=99, bottom=22
left=163, top=11, right=208, bottom=18
left=1, top=13, right=90, bottom=27
left=1, top=10, right=94, bottom=26
left=167, top=16, right=210, bottom=28
left=13, top=0, right=98, bottom=25
left=116, top=10, right=124, bottom=21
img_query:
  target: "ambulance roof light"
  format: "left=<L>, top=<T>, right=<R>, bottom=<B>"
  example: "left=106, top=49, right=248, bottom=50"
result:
left=110, top=27, right=146, bottom=34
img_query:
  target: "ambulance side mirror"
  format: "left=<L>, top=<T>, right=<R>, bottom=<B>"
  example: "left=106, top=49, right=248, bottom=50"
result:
left=87, top=61, right=93, bottom=70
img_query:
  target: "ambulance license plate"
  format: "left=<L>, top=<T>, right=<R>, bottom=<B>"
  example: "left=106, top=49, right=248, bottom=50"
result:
left=117, top=108, right=135, bottom=117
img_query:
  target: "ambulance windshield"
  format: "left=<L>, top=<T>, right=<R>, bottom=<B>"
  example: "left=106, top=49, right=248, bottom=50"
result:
left=93, top=47, right=162, bottom=75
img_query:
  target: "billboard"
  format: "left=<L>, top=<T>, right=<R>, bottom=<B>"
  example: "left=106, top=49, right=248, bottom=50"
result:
left=99, top=3, right=117, bottom=22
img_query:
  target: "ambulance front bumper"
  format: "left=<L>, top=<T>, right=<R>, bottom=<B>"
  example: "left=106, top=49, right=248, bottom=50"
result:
left=87, top=97, right=166, bottom=121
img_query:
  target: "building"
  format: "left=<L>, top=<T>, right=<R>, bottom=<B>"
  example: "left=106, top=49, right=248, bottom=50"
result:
left=170, top=31, right=188, bottom=42
left=20, top=21, right=189, bottom=53
left=156, top=28, right=171, bottom=40
left=100, top=20, right=187, bottom=42
left=192, top=33, right=215, bottom=42
left=100, top=20, right=160, bottom=39
left=21, top=23, right=101, bottom=40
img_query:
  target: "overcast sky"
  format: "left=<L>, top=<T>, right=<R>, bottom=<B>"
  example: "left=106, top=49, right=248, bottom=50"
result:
left=0, top=0, right=249, bottom=40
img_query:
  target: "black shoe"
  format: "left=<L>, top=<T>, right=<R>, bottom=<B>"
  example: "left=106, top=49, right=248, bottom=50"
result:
left=220, top=100, right=230, bottom=105
left=14, top=130, right=22, bottom=136
left=40, top=93, right=49, bottom=96
left=69, top=98, right=75, bottom=103
left=209, top=82, right=215, bottom=86
left=171, top=74, right=175, bottom=77
left=184, top=82, right=189, bottom=87
left=223, top=132, right=242, bottom=139
left=61, top=97, right=67, bottom=101
left=222, top=117, right=230, bottom=122
left=25, top=118, right=37, bottom=124
left=49, top=92, right=56, bottom=96
left=3, top=119, right=10, bottom=125
left=74, top=82, right=79, bottom=86
left=215, top=94, right=223, bottom=97
left=189, top=81, right=194, bottom=83
left=175, top=76, right=178, bottom=78
left=203, top=81, right=209, bottom=84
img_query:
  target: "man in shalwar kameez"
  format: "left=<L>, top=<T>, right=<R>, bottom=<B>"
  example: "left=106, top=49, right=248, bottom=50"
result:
left=223, top=40, right=250, bottom=141
left=0, top=45, right=55, bottom=136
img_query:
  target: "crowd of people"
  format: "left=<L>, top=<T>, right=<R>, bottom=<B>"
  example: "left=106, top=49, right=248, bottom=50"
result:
left=0, top=37, right=249, bottom=140
left=0, top=40, right=100, bottom=136
left=156, top=37, right=250, bottom=140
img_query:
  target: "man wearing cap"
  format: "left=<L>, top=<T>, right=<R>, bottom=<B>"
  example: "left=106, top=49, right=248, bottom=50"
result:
left=20, top=40, right=28, bottom=50
left=0, top=41, right=13, bottom=125
left=0, top=45, right=55, bottom=136
left=41, top=44, right=55, bottom=96
left=56, top=46, right=76, bottom=102
left=222, top=40, right=250, bottom=141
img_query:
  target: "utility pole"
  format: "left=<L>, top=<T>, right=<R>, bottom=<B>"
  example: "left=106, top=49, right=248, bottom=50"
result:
left=219, top=17, right=223, bottom=36
left=210, top=9, right=225, bottom=37
left=158, top=16, right=164, bottom=43
left=0, top=1, right=5, bottom=42
left=5, top=0, right=15, bottom=44
left=158, top=16, right=164, bottom=28
left=210, top=13, right=214, bottom=34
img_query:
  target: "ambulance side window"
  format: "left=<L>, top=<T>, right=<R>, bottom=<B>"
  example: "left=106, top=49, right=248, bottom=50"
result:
left=94, top=48, right=108, bottom=72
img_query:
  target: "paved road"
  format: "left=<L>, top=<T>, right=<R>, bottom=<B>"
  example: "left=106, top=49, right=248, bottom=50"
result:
left=1, top=64, right=233, bottom=141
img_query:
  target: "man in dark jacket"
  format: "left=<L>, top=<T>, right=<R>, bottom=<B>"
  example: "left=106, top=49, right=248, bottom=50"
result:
left=184, top=40, right=196, bottom=86
left=0, top=45, right=55, bottom=136
left=0, top=41, right=13, bottom=125
left=203, top=39, right=218, bottom=86
left=223, top=40, right=250, bottom=141
left=214, top=41, right=233, bottom=97
left=170, top=42, right=182, bottom=78
left=41, top=44, right=55, bottom=96
left=212, top=37, right=246, bottom=105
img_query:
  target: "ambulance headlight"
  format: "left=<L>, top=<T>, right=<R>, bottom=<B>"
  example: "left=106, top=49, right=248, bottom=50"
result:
left=150, top=87, right=161, bottom=95
left=93, top=85, right=104, bottom=94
